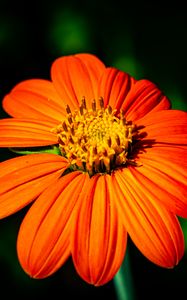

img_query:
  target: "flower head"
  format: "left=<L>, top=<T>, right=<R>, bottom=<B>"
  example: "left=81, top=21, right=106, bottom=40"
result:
left=0, top=53, right=187, bottom=286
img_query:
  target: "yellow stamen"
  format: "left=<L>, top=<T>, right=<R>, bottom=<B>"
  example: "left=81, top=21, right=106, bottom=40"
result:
left=52, top=98, right=137, bottom=175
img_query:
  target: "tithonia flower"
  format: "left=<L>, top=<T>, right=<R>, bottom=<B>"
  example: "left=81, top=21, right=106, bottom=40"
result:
left=0, top=53, right=187, bottom=286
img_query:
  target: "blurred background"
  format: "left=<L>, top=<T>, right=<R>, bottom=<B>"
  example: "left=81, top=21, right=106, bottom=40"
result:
left=0, top=0, right=187, bottom=299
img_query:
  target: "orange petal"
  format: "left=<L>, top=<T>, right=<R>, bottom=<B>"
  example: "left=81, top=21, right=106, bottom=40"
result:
left=51, top=53, right=105, bottom=110
left=139, top=146, right=187, bottom=181
left=17, top=171, right=87, bottom=278
left=71, top=174, right=127, bottom=286
left=129, top=165, right=187, bottom=218
left=0, top=153, right=68, bottom=218
left=3, top=79, right=66, bottom=122
left=0, top=118, right=58, bottom=147
left=122, top=79, right=171, bottom=121
left=134, top=147, right=187, bottom=217
left=112, top=169, right=184, bottom=268
left=97, top=67, right=136, bottom=112
left=136, top=110, right=187, bottom=145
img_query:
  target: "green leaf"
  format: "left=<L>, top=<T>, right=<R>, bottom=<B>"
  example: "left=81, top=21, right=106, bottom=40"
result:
left=9, top=145, right=61, bottom=156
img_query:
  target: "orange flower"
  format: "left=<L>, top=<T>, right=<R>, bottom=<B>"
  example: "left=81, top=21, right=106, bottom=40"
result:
left=0, top=53, right=187, bottom=286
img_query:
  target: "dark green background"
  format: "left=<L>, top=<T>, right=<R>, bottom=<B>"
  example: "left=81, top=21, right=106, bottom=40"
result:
left=0, top=1, right=187, bottom=299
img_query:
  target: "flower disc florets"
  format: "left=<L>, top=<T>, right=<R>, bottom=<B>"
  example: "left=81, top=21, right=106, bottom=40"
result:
left=52, top=97, right=137, bottom=175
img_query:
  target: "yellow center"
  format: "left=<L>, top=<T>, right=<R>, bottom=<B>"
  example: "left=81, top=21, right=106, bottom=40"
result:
left=52, top=97, right=137, bottom=175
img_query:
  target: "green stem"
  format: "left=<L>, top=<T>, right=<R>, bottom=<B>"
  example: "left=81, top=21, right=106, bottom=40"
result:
left=113, top=247, right=135, bottom=300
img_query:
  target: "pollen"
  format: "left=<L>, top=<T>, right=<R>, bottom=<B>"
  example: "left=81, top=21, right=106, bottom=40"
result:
left=52, top=97, right=137, bottom=175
